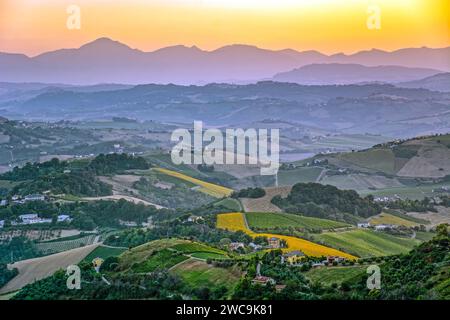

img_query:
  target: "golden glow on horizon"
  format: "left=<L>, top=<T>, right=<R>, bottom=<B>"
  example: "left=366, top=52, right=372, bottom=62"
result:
left=0, top=0, right=448, bottom=56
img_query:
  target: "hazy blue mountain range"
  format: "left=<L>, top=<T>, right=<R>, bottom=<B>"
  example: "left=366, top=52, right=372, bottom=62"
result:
left=1, top=81, right=449, bottom=138
left=1, top=38, right=449, bottom=85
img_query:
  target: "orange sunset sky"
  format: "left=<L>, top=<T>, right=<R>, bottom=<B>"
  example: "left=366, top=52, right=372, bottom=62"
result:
left=0, top=0, right=449, bottom=57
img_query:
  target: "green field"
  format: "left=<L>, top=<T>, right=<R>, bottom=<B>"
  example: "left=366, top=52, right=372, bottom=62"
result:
left=278, top=167, right=323, bottom=186
left=246, top=212, right=350, bottom=231
left=35, top=234, right=97, bottom=255
left=171, top=242, right=226, bottom=255
left=131, top=249, right=188, bottom=273
left=305, top=266, right=366, bottom=286
left=360, top=181, right=450, bottom=200
left=170, top=259, right=241, bottom=291
left=338, top=148, right=396, bottom=174
left=119, top=239, right=228, bottom=272
left=83, top=245, right=127, bottom=263
left=213, top=198, right=242, bottom=211
left=313, top=229, right=421, bottom=258
left=415, top=231, right=436, bottom=242
left=190, top=252, right=228, bottom=260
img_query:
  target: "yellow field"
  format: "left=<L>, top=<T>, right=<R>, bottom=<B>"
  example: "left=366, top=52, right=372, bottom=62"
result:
left=154, top=168, right=234, bottom=198
left=216, top=213, right=357, bottom=260
left=369, top=212, right=419, bottom=227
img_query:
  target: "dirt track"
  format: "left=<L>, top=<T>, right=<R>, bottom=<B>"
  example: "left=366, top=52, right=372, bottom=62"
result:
left=0, top=243, right=99, bottom=294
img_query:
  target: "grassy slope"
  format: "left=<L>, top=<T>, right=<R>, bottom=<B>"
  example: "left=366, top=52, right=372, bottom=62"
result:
left=305, top=266, right=366, bottom=286
left=82, top=245, right=126, bottom=263
left=278, top=167, right=322, bottom=186
left=170, top=259, right=241, bottom=291
left=313, top=229, right=421, bottom=258
left=338, top=149, right=396, bottom=174
left=245, top=212, right=350, bottom=230
left=213, top=198, right=242, bottom=211
left=118, top=239, right=228, bottom=272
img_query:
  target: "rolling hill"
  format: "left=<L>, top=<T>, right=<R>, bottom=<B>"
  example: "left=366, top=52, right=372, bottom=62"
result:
left=397, top=72, right=450, bottom=92
left=321, top=134, right=450, bottom=178
left=273, top=63, right=441, bottom=85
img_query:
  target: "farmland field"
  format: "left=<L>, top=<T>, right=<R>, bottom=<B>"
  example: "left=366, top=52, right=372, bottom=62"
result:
left=0, top=243, right=99, bottom=294
left=153, top=168, right=233, bottom=198
left=216, top=212, right=357, bottom=259
left=36, top=234, right=98, bottom=255
left=171, top=242, right=226, bottom=255
left=170, top=259, right=241, bottom=291
left=246, top=212, right=350, bottom=230
left=119, top=238, right=228, bottom=271
left=240, top=186, right=291, bottom=213
left=131, top=249, right=189, bottom=273
left=369, top=212, right=420, bottom=227
left=213, top=198, right=242, bottom=211
left=338, top=149, right=396, bottom=174
left=305, top=266, right=366, bottom=286
left=277, top=167, right=323, bottom=186
left=313, top=229, right=421, bottom=258
left=82, top=245, right=127, bottom=263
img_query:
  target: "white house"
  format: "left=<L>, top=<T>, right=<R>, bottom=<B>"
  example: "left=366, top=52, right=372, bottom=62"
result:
left=0, top=199, right=7, bottom=206
left=0, top=220, right=4, bottom=228
left=57, top=214, right=72, bottom=223
left=18, top=214, right=51, bottom=225
left=357, top=222, right=370, bottom=228
left=19, top=214, right=39, bottom=224
left=24, top=194, right=46, bottom=202
left=229, top=242, right=245, bottom=251
left=374, top=224, right=394, bottom=231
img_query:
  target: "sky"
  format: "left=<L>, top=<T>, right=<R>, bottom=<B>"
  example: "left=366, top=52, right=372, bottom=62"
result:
left=0, top=0, right=449, bottom=56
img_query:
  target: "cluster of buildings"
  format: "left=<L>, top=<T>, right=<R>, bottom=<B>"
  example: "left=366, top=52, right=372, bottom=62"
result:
left=357, top=221, right=398, bottom=231
left=7, top=213, right=72, bottom=226
left=228, top=236, right=283, bottom=253
left=9, top=194, right=47, bottom=205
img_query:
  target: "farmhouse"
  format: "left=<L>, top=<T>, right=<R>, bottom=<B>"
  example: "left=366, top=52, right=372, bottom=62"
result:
left=249, top=242, right=263, bottom=251
left=229, top=242, right=245, bottom=251
left=17, top=214, right=52, bottom=225
left=24, top=194, right=46, bottom=202
left=268, top=237, right=281, bottom=249
left=57, top=214, right=72, bottom=223
left=357, top=222, right=370, bottom=228
left=187, top=215, right=204, bottom=223
left=374, top=224, right=396, bottom=231
left=282, top=250, right=305, bottom=265
left=324, top=256, right=346, bottom=265
left=0, top=199, right=7, bottom=206
left=252, top=276, right=276, bottom=286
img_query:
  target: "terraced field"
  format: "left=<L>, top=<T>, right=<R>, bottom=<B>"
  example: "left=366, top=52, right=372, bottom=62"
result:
left=313, top=229, right=421, bottom=258
left=153, top=168, right=233, bottom=198
left=216, top=212, right=357, bottom=260
left=246, top=212, right=350, bottom=230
